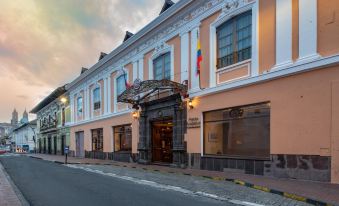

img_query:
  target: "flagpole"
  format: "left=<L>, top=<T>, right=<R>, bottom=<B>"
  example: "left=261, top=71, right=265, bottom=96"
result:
left=197, top=28, right=203, bottom=90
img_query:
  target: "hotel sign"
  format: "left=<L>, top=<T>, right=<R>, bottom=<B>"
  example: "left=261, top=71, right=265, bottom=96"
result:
left=187, top=117, right=200, bottom=129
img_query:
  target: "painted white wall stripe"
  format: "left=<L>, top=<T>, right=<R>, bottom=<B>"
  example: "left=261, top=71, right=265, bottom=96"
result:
left=275, top=0, right=293, bottom=69
left=180, top=31, right=189, bottom=83
left=138, top=57, right=144, bottom=80
left=298, top=0, right=320, bottom=62
left=190, top=27, right=200, bottom=91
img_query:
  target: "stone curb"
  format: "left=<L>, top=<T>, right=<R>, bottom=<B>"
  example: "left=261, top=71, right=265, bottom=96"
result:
left=27, top=155, right=336, bottom=206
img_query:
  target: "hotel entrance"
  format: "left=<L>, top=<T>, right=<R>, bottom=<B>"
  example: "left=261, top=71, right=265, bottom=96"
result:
left=151, top=120, right=173, bottom=163
left=117, top=79, right=188, bottom=167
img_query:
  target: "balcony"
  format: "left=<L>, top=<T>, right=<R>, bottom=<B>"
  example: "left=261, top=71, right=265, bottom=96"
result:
left=40, top=120, right=57, bottom=133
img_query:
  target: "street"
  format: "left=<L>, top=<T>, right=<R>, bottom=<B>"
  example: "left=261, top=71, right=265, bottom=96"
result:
left=0, top=155, right=310, bottom=206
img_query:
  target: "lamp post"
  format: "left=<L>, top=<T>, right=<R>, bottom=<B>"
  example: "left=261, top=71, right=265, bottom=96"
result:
left=59, top=96, right=68, bottom=163
left=29, top=125, right=36, bottom=154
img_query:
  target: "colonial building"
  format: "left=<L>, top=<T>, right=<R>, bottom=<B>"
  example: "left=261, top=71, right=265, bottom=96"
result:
left=31, top=85, right=71, bottom=155
left=0, top=123, right=13, bottom=145
left=12, top=120, right=37, bottom=153
left=65, top=0, right=339, bottom=183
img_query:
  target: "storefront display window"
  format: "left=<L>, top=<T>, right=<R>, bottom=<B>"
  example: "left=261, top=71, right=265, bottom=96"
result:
left=92, top=128, right=103, bottom=151
left=114, top=125, right=132, bottom=152
left=203, top=102, right=270, bottom=158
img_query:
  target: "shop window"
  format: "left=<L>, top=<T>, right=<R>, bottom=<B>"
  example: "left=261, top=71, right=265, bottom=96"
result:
left=113, top=125, right=132, bottom=152
left=153, top=52, right=171, bottom=80
left=93, top=87, right=101, bottom=110
left=92, top=128, right=103, bottom=151
left=203, top=102, right=270, bottom=158
left=217, top=11, right=252, bottom=69
left=116, top=75, right=126, bottom=96
left=77, top=97, right=83, bottom=116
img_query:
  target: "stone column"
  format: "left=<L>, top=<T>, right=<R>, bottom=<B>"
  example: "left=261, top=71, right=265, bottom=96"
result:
left=137, top=109, right=150, bottom=164
left=171, top=100, right=187, bottom=168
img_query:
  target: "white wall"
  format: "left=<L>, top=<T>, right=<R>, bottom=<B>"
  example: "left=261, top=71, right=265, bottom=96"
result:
left=14, top=125, right=36, bottom=152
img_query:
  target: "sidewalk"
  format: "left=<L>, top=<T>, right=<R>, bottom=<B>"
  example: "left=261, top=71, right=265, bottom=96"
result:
left=0, top=161, right=22, bottom=206
left=27, top=153, right=339, bottom=206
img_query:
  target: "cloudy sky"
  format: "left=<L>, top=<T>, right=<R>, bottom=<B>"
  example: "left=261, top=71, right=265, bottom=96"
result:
left=0, top=0, right=176, bottom=122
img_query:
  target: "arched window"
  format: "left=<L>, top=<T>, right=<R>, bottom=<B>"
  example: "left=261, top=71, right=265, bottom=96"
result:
left=116, top=75, right=126, bottom=96
left=153, top=52, right=171, bottom=80
left=217, top=11, right=252, bottom=69
left=77, top=97, right=83, bottom=116
left=93, top=87, right=101, bottom=110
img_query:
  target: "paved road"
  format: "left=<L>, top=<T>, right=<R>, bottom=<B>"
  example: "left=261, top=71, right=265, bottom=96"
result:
left=0, top=155, right=309, bottom=206
left=0, top=156, right=234, bottom=206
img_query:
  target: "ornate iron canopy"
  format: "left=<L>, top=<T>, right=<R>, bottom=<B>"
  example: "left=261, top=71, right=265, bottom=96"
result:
left=118, top=79, right=188, bottom=107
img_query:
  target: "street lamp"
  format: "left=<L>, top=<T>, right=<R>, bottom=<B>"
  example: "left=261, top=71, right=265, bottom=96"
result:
left=29, top=125, right=36, bottom=154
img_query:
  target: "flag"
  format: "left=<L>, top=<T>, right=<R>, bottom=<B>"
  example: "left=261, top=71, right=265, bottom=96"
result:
left=196, top=32, right=202, bottom=76
left=122, top=69, right=131, bottom=88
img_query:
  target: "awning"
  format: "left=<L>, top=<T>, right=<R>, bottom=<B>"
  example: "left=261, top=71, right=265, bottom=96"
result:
left=117, top=79, right=188, bottom=108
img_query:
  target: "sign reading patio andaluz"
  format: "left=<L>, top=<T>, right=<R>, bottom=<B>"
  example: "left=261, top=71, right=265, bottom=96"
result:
left=187, top=117, right=201, bottom=129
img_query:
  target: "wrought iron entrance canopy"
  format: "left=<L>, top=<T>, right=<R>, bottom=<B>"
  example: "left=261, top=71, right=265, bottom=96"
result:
left=117, top=79, right=188, bottom=108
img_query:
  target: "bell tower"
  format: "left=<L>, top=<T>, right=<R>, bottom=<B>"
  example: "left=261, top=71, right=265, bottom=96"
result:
left=11, top=108, right=18, bottom=126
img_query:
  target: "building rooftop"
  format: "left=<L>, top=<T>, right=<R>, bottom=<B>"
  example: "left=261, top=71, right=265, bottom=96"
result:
left=30, top=85, right=67, bottom=114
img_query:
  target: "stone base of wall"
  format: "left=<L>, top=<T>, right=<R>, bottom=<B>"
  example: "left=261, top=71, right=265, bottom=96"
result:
left=265, top=154, right=331, bottom=182
left=188, top=153, right=331, bottom=182
left=84, top=151, right=132, bottom=163
left=198, top=156, right=265, bottom=175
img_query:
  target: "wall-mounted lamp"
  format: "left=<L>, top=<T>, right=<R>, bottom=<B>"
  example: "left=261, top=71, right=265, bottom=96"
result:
left=188, top=99, right=194, bottom=109
left=132, top=110, right=139, bottom=119
left=60, top=97, right=67, bottom=104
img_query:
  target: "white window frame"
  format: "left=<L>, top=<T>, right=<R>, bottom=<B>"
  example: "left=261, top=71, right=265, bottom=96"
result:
left=91, top=83, right=102, bottom=116
left=149, top=42, right=174, bottom=81
left=113, top=68, right=129, bottom=113
left=209, top=1, right=258, bottom=88
left=76, top=95, right=83, bottom=117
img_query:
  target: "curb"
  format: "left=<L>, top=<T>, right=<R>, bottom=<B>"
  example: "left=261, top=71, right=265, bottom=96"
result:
left=228, top=179, right=333, bottom=206
left=114, top=164, right=335, bottom=206
left=28, top=155, right=336, bottom=206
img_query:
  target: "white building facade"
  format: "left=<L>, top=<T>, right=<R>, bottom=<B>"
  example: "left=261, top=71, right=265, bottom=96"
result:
left=12, top=120, right=37, bottom=153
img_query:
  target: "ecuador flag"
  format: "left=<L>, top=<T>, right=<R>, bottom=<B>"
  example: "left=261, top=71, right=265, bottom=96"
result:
left=196, top=33, right=202, bottom=76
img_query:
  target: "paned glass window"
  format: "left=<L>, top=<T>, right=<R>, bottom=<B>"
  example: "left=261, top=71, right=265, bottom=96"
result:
left=77, top=97, right=83, bottom=116
left=93, top=87, right=101, bottom=110
left=217, top=11, right=252, bottom=69
left=117, top=75, right=126, bottom=96
left=153, top=52, right=171, bottom=80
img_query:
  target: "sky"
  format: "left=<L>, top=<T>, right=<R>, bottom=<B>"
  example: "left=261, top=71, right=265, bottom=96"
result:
left=0, top=0, right=176, bottom=123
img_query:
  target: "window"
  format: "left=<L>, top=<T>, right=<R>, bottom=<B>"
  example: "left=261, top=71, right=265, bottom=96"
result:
left=116, top=75, right=126, bottom=96
left=217, top=11, right=252, bottom=69
left=203, top=102, right=270, bottom=158
left=77, top=97, right=83, bottom=116
left=153, top=52, right=171, bottom=80
left=113, top=125, right=132, bottom=152
left=93, top=87, right=101, bottom=110
left=92, top=128, right=103, bottom=151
